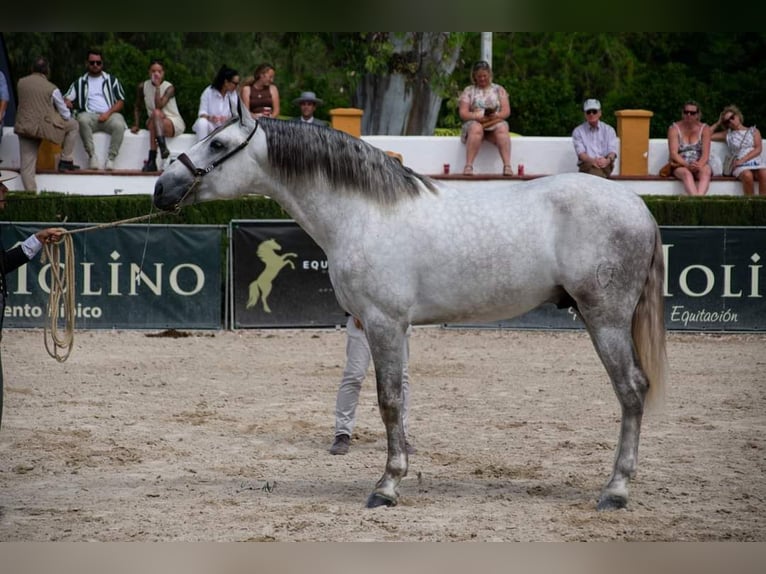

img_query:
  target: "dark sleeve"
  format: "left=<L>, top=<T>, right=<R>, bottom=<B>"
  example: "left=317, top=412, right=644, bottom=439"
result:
left=1, top=244, right=32, bottom=276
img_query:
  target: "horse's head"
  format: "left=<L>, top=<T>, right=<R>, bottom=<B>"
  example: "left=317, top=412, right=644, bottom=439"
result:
left=257, top=238, right=280, bottom=258
left=153, top=102, right=263, bottom=211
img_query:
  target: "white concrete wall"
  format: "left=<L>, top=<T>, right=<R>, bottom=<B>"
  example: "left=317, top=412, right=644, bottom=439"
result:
left=1, top=126, right=761, bottom=196
left=364, top=134, right=747, bottom=177
left=0, top=127, right=193, bottom=171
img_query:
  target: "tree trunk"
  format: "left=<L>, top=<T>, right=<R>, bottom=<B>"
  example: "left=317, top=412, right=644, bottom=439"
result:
left=354, top=33, right=463, bottom=136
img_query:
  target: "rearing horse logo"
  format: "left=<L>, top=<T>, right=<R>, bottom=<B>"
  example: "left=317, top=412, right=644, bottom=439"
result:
left=246, top=238, right=297, bottom=313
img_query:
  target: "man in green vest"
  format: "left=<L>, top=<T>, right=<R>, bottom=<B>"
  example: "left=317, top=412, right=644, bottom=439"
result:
left=14, top=56, right=80, bottom=192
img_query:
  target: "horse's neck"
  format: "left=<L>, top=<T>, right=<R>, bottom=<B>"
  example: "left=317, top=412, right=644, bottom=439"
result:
left=268, top=184, right=346, bottom=250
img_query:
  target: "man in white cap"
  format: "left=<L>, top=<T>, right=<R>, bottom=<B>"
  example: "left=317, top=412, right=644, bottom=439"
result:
left=0, top=170, right=65, bottom=426
left=572, top=98, right=619, bottom=178
left=290, top=91, right=329, bottom=127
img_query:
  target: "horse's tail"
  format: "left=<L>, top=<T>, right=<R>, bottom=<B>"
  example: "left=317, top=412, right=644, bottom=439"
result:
left=632, top=224, right=668, bottom=412
left=246, top=281, right=261, bottom=309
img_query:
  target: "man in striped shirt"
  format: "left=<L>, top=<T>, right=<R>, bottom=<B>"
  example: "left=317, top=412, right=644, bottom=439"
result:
left=64, top=49, right=127, bottom=170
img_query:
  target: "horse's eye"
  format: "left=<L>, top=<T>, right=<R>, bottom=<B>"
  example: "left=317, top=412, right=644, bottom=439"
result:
left=210, top=140, right=225, bottom=151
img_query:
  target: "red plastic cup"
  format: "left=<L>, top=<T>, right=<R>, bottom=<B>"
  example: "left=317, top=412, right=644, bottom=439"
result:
left=443, top=163, right=450, bottom=174
left=517, top=163, right=525, bottom=176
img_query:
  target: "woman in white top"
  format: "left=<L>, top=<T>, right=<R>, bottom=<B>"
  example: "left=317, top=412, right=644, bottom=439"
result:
left=711, top=104, right=766, bottom=196
left=192, top=65, right=240, bottom=142
left=131, top=59, right=185, bottom=172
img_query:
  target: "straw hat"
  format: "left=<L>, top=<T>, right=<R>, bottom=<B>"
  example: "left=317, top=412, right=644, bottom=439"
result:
left=292, top=91, right=324, bottom=106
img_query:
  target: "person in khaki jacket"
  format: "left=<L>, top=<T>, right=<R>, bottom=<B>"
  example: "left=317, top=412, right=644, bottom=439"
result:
left=14, top=57, right=80, bottom=192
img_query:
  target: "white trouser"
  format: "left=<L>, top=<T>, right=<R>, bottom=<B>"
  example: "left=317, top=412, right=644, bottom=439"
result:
left=334, top=316, right=411, bottom=438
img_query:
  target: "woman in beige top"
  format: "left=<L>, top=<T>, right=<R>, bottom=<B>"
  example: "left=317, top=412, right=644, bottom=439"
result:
left=130, top=59, right=186, bottom=172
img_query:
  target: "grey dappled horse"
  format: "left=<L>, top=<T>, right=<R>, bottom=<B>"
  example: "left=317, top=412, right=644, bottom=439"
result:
left=153, top=112, right=668, bottom=511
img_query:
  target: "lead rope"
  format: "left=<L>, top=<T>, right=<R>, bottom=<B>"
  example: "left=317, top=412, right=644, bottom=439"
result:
left=41, top=233, right=76, bottom=362
left=40, top=208, right=181, bottom=362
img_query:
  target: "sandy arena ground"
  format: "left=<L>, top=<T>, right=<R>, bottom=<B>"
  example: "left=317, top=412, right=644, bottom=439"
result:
left=0, top=327, right=763, bottom=541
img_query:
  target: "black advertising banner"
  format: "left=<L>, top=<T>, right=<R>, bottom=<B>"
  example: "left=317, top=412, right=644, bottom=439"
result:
left=661, top=227, right=766, bottom=331
left=230, top=221, right=346, bottom=328
left=1, top=223, right=224, bottom=329
left=454, top=227, right=766, bottom=332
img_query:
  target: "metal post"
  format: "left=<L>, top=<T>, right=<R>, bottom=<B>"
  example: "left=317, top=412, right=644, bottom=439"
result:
left=481, top=32, right=493, bottom=67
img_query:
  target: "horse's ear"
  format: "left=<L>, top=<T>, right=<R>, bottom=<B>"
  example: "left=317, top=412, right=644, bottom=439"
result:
left=236, top=92, right=256, bottom=130
left=232, top=93, right=241, bottom=118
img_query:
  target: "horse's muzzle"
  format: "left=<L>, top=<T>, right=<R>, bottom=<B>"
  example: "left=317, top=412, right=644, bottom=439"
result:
left=153, top=179, right=184, bottom=212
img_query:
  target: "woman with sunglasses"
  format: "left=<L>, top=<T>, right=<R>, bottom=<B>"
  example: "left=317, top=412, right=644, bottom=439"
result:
left=711, top=105, right=766, bottom=196
left=192, top=65, right=240, bottom=142
left=666, top=100, right=712, bottom=196
left=63, top=49, right=128, bottom=170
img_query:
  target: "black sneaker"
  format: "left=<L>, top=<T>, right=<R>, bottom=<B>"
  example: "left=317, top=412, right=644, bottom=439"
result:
left=142, top=160, right=158, bottom=172
left=57, top=159, right=80, bottom=172
left=329, top=434, right=350, bottom=455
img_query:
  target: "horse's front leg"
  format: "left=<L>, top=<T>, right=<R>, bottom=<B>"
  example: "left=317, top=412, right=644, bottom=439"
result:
left=363, top=323, right=408, bottom=508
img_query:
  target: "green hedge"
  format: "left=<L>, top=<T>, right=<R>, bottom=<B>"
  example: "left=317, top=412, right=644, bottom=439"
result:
left=4, top=192, right=765, bottom=227
left=3, top=193, right=289, bottom=225
left=643, top=195, right=766, bottom=226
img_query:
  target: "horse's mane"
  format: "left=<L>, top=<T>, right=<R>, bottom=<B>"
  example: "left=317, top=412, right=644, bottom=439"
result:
left=257, top=119, right=438, bottom=205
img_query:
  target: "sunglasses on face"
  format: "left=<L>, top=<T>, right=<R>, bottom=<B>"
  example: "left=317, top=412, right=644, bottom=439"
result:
left=683, top=109, right=698, bottom=115
left=88, top=60, right=103, bottom=66
left=585, top=109, right=599, bottom=115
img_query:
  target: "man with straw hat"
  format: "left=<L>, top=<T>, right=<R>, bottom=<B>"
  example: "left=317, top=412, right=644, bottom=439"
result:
left=290, top=91, right=329, bottom=127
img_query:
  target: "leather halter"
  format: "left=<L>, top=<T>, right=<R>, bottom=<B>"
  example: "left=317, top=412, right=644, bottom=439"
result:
left=174, top=118, right=259, bottom=204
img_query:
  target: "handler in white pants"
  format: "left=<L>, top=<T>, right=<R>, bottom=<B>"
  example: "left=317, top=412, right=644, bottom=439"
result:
left=330, top=315, right=414, bottom=455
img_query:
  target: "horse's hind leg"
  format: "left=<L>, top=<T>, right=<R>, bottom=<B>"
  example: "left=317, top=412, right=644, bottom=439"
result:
left=584, top=322, right=649, bottom=511
left=259, top=282, right=273, bottom=313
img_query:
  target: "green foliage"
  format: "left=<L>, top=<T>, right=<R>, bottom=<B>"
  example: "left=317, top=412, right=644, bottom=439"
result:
left=4, top=33, right=766, bottom=137
left=502, top=76, right=579, bottom=136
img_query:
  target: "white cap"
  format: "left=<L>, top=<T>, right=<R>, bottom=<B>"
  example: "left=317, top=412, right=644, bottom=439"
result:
left=583, top=99, right=601, bottom=112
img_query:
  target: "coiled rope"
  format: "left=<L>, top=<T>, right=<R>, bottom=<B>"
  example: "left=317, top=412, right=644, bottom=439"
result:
left=40, top=210, right=176, bottom=362
left=41, top=234, right=75, bottom=362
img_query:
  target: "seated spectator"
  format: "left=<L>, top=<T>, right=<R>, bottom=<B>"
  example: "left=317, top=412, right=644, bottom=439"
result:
left=457, top=60, right=512, bottom=176
left=130, top=59, right=186, bottom=172
left=666, top=100, right=712, bottom=196
left=572, top=98, right=618, bottom=178
left=241, top=63, right=280, bottom=119
left=192, top=65, right=240, bottom=141
left=64, top=49, right=127, bottom=170
left=710, top=105, right=766, bottom=196
left=14, top=57, right=80, bottom=192
left=0, top=70, right=9, bottom=163
left=289, top=91, right=329, bottom=126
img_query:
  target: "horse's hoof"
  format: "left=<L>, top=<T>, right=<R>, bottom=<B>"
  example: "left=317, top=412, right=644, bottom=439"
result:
left=597, top=494, right=627, bottom=511
left=366, top=492, right=397, bottom=508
